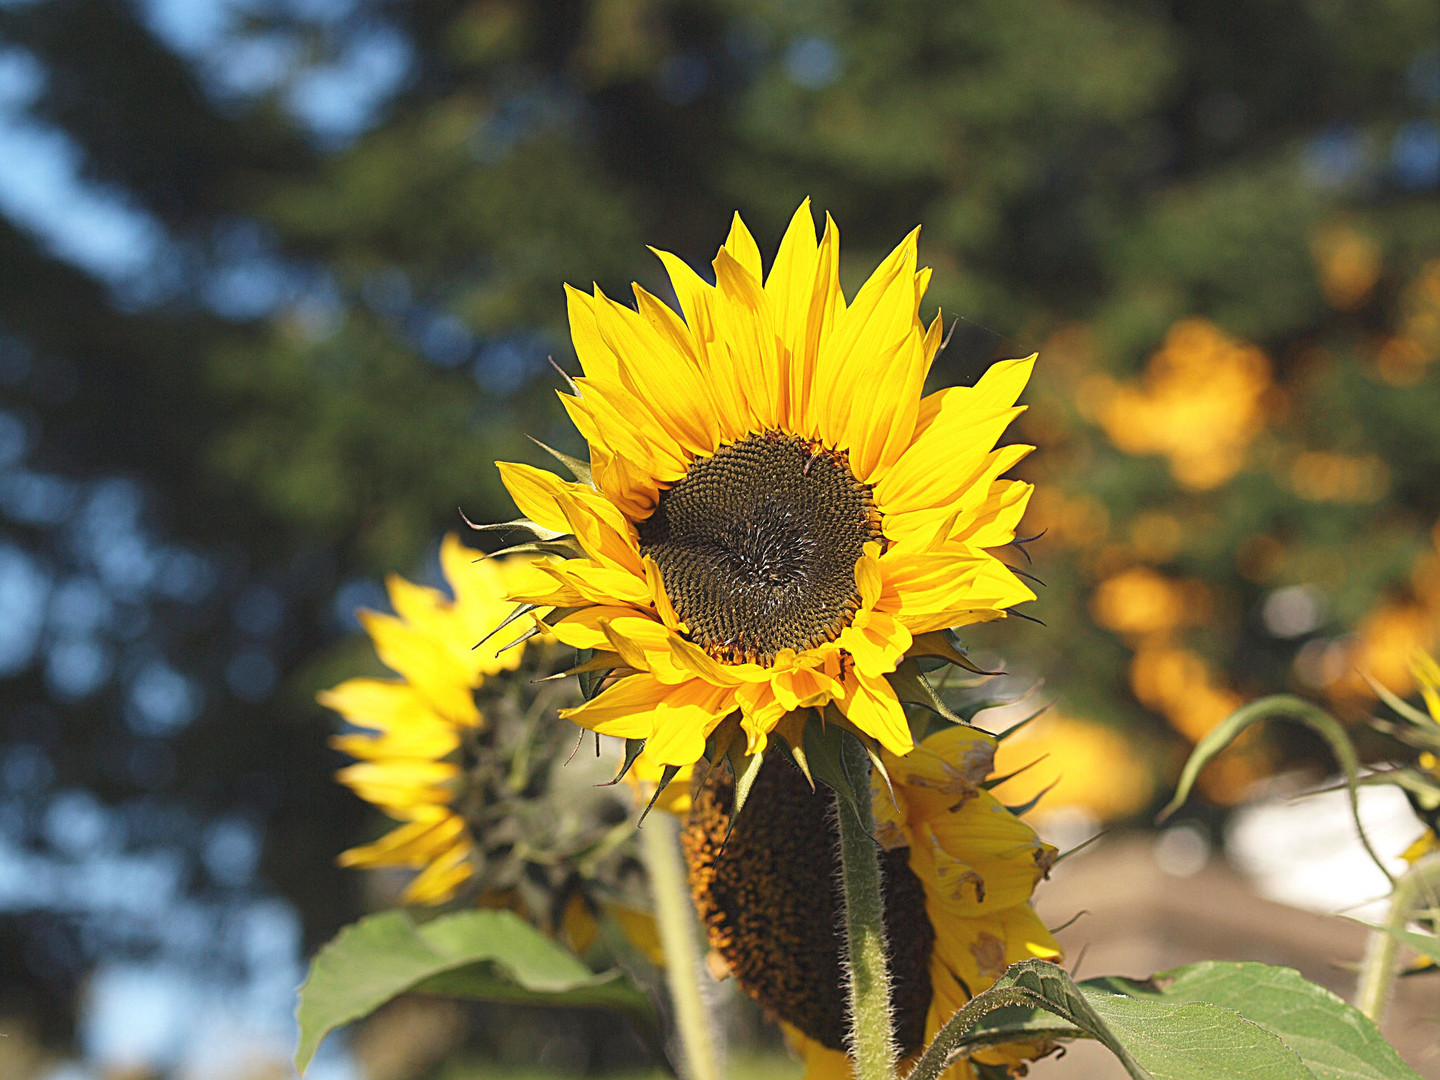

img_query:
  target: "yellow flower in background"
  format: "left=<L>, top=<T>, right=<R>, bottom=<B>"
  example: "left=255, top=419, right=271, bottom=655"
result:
left=321, top=534, right=535, bottom=905
left=497, top=202, right=1037, bottom=766
left=683, top=726, right=1060, bottom=1080
left=989, top=711, right=1156, bottom=827
left=1089, top=318, right=1271, bottom=490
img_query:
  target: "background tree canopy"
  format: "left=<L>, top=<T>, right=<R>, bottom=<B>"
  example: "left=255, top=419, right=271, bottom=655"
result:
left=0, top=0, right=1437, bottom=1073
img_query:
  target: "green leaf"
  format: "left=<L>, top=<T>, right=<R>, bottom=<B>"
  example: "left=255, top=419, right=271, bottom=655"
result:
left=1156, top=694, right=1392, bottom=885
left=1090, top=962, right=1421, bottom=1080
left=295, top=910, right=655, bottom=1074
left=907, top=959, right=1314, bottom=1080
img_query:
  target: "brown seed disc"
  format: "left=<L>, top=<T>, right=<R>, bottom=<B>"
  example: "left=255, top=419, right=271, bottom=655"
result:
left=638, top=433, right=882, bottom=665
left=681, top=754, right=934, bottom=1053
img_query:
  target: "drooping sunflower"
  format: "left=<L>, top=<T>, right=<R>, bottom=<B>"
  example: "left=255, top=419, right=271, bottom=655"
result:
left=320, top=534, right=530, bottom=904
left=496, top=201, right=1036, bottom=765
left=681, top=725, right=1061, bottom=1079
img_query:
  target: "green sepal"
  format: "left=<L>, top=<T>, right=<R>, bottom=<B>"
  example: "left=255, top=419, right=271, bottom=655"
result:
left=994, top=703, right=1052, bottom=741
left=488, top=537, right=585, bottom=560
left=726, top=743, right=765, bottom=835
left=527, top=435, right=594, bottom=487
left=460, top=513, right=566, bottom=541
left=478, top=601, right=548, bottom=649
left=1371, top=716, right=1440, bottom=752
left=981, top=753, right=1049, bottom=790
left=597, top=738, right=648, bottom=789
left=494, top=622, right=544, bottom=655
left=577, top=651, right=613, bottom=702
left=637, top=764, right=681, bottom=825
left=806, top=707, right=872, bottom=830
left=888, top=657, right=973, bottom=727
left=1003, top=777, right=1059, bottom=817
left=910, top=630, right=1000, bottom=675
left=534, top=650, right=620, bottom=683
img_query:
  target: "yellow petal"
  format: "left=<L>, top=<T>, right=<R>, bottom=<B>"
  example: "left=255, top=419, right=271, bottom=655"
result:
left=401, top=841, right=474, bottom=905
left=723, top=211, right=763, bottom=280
left=331, top=720, right=460, bottom=761
left=1413, top=650, right=1440, bottom=721
left=538, top=559, right=652, bottom=607
left=550, top=605, right=641, bottom=649
left=837, top=668, right=912, bottom=755
left=840, top=610, right=912, bottom=680
left=816, top=227, right=922, bottom=477
left=875, top=356, right=1034, bottom=515
left=338, top=812, right=466, bottom=869
left=766, top=199, right=821, bottom=430
left=496, top=460, right=574, bottom=534
left=317, top=678, right=435, bottom=732
left=560, top=674, right=735, bottom=764
left=358, top=611, right=481, bottom=725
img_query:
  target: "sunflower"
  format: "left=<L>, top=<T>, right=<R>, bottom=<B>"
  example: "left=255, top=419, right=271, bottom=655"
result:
left=320, top=534, right=531, bottom=904
left=1399, top=649, right=1440, bottom=864
left=494, top=201, right=1036, bottom=767
left=681, top=725, right=1061, bottom=1079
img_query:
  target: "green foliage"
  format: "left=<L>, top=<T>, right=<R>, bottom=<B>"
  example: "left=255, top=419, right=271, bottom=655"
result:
left=1158, top=694, right=1391, bottom=880
left=911, top=959, right=1420, bottom=1080
left=294, top=909, right=656, bottom=1074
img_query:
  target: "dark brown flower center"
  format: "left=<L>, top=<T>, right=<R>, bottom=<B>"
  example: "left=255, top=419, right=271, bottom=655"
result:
left=637, top=433, right=882, bottom=665
left=682, top=755, right=934, bottom=1055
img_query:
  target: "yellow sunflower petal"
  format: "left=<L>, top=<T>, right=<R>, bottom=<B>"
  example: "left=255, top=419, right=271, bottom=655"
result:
left=401, top=840, right=474, bottom=905
left=317, top=678, right=434, bottom=732
left=358, top=611, right=481, bottom=725
left=723, top=211, right=764, bottom=280
left=838, top=667, right=913, bottom=755
left=1413, top=650, right=1440, bottom=721
left=840, top=609, right=913, bottom=680
left=331, top=720, right=460, bottom=761
left=495, top=460, right=575, bottom=534
left=549, top=605, right=641, bottom=649
left=559, top=672, right=734, bottom=756
left=337, top=811, right=466, bottom=869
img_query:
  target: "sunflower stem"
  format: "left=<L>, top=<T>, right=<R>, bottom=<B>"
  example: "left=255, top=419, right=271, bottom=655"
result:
left=641, top=811, right=723, bottom=1080
left=834, top=735, right=898, bottom=1080
left=1356, top=850, right=1440, bottom=1022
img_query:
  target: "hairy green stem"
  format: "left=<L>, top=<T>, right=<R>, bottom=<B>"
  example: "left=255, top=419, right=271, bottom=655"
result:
left=640, top=812, right=722, bottom=1080
left=835, top=736, right=898, bottom=1080
left=1356, top=850, right=1440, bottom=1023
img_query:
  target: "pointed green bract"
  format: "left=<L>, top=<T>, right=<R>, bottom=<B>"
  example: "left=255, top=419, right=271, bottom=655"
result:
left=526, top=435, right=595, bottom=487
left=805, top=709, right=870, bottom=827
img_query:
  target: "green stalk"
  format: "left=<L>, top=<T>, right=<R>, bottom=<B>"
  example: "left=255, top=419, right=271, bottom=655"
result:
left=1356, top=850, right=1440, bottom=1022
left=641, top=811, right=722, bottom=1080
left=835, top=736, right=898, bottom=1080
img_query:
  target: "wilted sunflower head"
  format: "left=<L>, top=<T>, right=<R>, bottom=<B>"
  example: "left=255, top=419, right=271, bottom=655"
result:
left=682, top=725, right=1061, bottom=1079
left=494, top=202, right=1037, bottom=772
